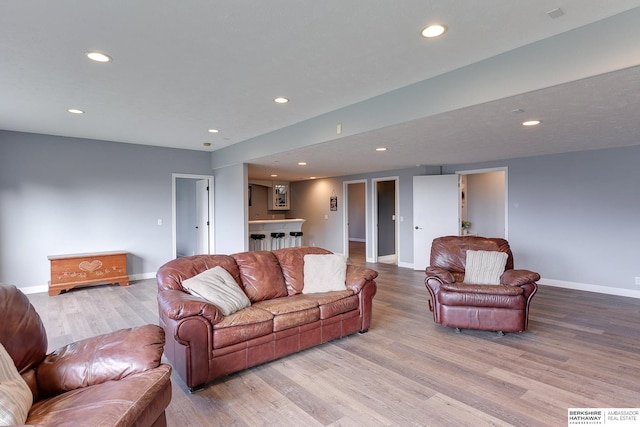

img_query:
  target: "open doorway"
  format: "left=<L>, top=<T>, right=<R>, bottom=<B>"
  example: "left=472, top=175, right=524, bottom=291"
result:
left=458, top=167, right=507, bottom=239
left=373, top=177, right=398, bottom=264
left=343, top=180, right=367, bottom=263
left=172, top=173, right=215, bottom=258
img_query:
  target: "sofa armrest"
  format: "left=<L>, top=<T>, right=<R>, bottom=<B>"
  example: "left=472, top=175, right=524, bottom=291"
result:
left=35, top=325, right=164, bottom=397
left=157, top=288, right=224, bottom=325
left=345, top=264, right=379, bottom=293
left=500, top=269, right=540, bottom=287
left=425, top=266, right=455, bottom=284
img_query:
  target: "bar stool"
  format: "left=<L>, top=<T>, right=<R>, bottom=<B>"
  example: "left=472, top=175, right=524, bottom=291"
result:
left=289, top=231, right=303, bottom=247
left=270, top=232, right=285, bottom=250
left=250, top=234, right=266, bottom=251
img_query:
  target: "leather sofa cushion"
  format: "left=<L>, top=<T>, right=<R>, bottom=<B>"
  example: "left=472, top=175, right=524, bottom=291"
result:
left=272, top=307, right=320, bottom=331
left=232, top=252, right=288, bottom=302
left=252, top=294, right=319, bottom=315
left=253, top=295, right=321, bottom=331
left=302, top=290, right=358, bottom=319
left=213, top=307, right=274, bottom=349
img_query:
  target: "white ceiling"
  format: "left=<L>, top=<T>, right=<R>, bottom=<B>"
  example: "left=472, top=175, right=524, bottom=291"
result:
left=2, top=1, right=640, bottom=181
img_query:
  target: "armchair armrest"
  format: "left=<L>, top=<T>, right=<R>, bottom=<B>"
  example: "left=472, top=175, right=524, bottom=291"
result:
left=35, top=324, right=164, bottom=397
left=157, top=288, right=224, bottom=325
left=500, top=269, right=540, bottom=287
left=345, top=265, right=378, bottom=293
left=425, top=266, right=455, bottom=284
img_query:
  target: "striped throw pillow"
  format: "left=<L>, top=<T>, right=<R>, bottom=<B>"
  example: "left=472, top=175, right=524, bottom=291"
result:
left=463, top=250, right=508, bottom=285
left=0, top=343, right=32, bottom=425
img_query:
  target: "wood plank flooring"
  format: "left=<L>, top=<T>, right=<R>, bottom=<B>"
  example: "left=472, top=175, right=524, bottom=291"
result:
left=26, top=243, right=640, bottom=426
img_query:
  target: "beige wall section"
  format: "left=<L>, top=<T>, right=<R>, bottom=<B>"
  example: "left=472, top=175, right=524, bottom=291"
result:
left=289, top=178, right=345, bottom=254
left=248, top=184, right=286, bottom=221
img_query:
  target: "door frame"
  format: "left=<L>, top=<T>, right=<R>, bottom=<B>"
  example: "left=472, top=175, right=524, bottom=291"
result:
left=172, top=173, right=215, bottom=259
left=455, top=166, right=508, bottom=240
left=342, top=179, right=368, bottom=260
left=372, top=176, right=399, bottom=264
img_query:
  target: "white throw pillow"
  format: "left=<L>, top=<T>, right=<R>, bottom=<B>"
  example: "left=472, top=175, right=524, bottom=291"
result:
left=463, top=250, right=508, bottom=285
left=0, top=343, right=32, bottom=426
left=303, top=254, right=347, bottom=294
left=182, top=266, right=251, bottom=316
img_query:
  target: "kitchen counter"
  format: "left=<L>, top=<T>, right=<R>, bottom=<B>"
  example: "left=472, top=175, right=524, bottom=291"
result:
left=248, top=219, right=305, bottom=249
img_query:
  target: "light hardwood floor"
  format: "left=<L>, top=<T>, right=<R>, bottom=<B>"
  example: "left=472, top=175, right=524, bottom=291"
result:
left=27, top=243, right=640, bottom=426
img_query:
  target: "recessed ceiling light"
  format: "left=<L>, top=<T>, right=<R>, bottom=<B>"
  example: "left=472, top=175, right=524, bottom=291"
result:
left=208, top=129, right=219, bottom=133
left=421, top=24, right=447, bottom=38
left=522, top=120, right=542, bottom=126
left=309, top=177, right=317, bottom=180
left=298, top=162, right=307, bottom=166
left=67, top=108, right=84, bottom=114
left=376, top=147, right=387, bottom=152
left=86, top=51, right=112, bottom=63
left=270, top=174, right=278, bottom=177
left=274, top=97, right=289, bottom=104
left=203, top=142, right=212, bottom=147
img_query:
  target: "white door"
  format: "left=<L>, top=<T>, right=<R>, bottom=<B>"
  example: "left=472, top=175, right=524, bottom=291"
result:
left=195, top=179, right=210, bottom=254
left=413, top=175, right=459, bottom=270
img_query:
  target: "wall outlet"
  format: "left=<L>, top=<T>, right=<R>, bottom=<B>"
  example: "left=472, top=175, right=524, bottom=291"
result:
left=636, top=277, right=640, bottom=286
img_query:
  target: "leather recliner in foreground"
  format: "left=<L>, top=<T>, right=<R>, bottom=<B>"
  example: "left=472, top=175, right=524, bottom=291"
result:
left=0, top=284, right=172, bottom=426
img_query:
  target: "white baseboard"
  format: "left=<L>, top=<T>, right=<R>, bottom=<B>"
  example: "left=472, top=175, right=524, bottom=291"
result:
left=20, top=285, right=49, bottom=295
left=20, top=272, right=157, bottom=295
left=130, top=272, right=157, bottom=281
left=398, top=261, right=414, bottom=269
left=539, top=278, right=640, bottom=299
left=349, top=238, right=366, bottom=242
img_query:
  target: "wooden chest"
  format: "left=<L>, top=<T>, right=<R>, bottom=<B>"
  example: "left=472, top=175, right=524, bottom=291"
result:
left=48, top=251, right=129, bottom=296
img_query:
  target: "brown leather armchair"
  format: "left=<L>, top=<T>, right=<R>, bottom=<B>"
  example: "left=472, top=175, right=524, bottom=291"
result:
left=0, top=284, right=172, bottom=426
left=424, top=236, right=540, bottom=334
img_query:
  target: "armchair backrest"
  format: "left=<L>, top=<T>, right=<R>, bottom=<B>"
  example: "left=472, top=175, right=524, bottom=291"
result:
left=0, top=284, right=48, bottom=374
left=430, top=236, right=514, bottom=274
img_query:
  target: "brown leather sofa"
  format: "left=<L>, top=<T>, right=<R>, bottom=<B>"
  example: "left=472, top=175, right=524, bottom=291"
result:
left=157, top=246, right=378, bottom=391
left=0, top=283, right=172, bottom=427
left=424, top=236, right=540, bottom=334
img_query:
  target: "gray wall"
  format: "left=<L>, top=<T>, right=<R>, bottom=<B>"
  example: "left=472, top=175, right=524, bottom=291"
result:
left=213, top=163, right=247, bottom=255
left=0, top=130, right=213, bottom=290
left=3, top=129, right=638, bottom=296
left=286, top=145, right=640, bottom=296
left=449, top=146, right=640, bottom=294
